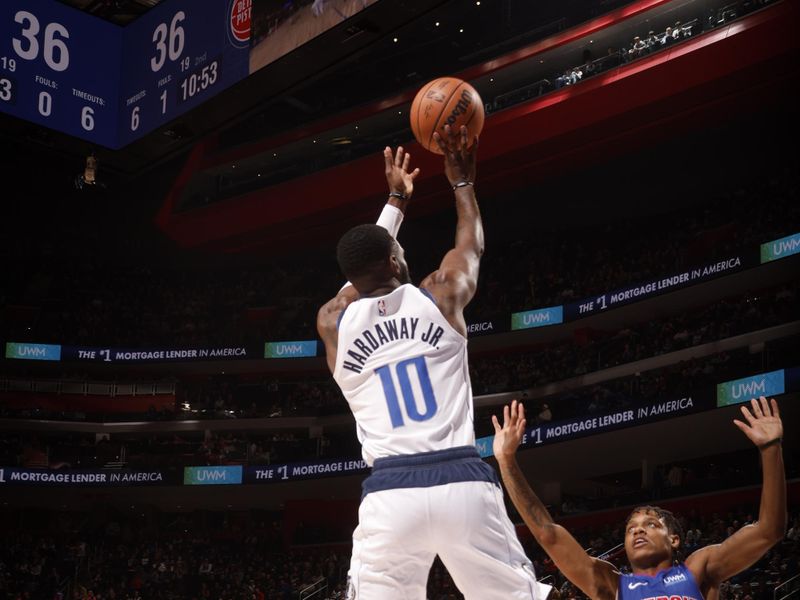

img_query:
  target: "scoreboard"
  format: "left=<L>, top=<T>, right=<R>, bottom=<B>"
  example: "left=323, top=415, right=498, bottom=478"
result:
left=118, top=0, right=250, bottom=147
left=0, top=0, right=250, bottom=149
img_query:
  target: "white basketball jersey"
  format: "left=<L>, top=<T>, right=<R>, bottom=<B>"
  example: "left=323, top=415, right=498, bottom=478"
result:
left=333, top=284, right=475, bottom=465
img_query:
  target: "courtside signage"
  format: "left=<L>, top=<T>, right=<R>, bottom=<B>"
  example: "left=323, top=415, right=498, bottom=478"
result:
left=716, top=370, right=785, bottom=407
left=183, top=465, right=242, bottom=485
left=761, top=232, right=800, bottom=263
left=5, top=342, right=61, bottom=361
left=264, top=341, right=317, bottom=358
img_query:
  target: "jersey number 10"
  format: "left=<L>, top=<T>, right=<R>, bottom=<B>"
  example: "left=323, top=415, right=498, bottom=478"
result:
left=375, top=356, right=438, bottom=428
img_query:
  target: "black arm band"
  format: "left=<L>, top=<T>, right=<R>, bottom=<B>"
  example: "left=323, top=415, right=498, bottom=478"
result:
left=759, top=437, right=782, bottom=450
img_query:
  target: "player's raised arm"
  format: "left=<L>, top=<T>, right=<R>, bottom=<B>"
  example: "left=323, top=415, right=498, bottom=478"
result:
left=686, top=396, right=786, bottom=587
left=316, top=146, right=420, bottom=373
left=420, top=125, right=482, bottom=336
left=493, top=400, right=619, bottom=600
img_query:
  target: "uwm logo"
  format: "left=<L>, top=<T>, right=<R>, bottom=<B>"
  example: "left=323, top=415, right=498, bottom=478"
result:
left=266, top=341, right=315, bottom=358
left=186, top=466, right=242, bottom=485
left=771, top=236, right=800, bottom=256
left=664, top=573, right=688, bottom=585
left=731, top=379, right=766, bottom=400
left=18, top=345, right=47, bottom=357
left=276, top=344, right=304, bottom=356
left=6, top=343, right=60, bottom=361
left=717, top=370, right=784, bottom=407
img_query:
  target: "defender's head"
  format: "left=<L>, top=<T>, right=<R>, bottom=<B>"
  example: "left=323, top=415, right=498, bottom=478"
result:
left=336, top=224, right=410, bottom=292
left=624, top=505, right=684, bottom=569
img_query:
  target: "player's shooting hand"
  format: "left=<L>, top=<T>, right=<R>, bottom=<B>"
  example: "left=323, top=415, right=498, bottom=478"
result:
left=433, top=124, right=477, bottom=187
left=492, top=399, right=526, bottom=463
left=384, top=146, right=420, bottom=202
left=733, top=396, right=782, bottom=450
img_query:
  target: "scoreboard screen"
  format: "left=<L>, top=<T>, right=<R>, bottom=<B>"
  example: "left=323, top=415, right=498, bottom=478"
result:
left=118, top=0, right=250, bottom=147
left=0, top=0, right=250, bottom=149
left=0, top=0, right=123, bottom=148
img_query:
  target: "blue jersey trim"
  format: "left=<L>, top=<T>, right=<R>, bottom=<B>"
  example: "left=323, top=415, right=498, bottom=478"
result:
left=619, top=564, right=703, bottom=600
left=419, top=286, right=437, bottom=305
left=362, top=445, right=498, bottom=498
left=336, top=309, right=346, bottom=330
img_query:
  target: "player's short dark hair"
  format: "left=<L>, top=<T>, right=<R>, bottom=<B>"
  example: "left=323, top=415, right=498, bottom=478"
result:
left=336, top=224, right=395, bottom=280
left=626, top=505, right=685, bottom=561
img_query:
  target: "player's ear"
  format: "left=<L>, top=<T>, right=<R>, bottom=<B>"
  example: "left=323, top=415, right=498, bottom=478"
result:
left=669, top=533, right=681, bottom=551
left=388, top=254, right=401, bottom=277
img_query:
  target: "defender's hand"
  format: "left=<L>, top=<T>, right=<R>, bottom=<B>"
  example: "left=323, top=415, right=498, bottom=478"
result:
left=433, top=124, right=477, bottom=187
left=384, top=146, right=420, bottom=201
left=733, top=396, right=782, bottom=449
left=492, top=399, right=526, bottom=462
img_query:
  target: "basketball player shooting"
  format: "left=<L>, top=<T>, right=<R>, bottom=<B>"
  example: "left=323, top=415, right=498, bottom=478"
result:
left=491, top=396, right=786, bottom=600
left=316, top=125, right=540, bottom=599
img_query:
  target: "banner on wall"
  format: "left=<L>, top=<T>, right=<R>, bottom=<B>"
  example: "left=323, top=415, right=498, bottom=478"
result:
left=511, top=306, right=564, bottom=330
left=475, top=393, right=713, bottom=457
left=264, top=341, right=318, bottom=358
left=761, top=232, right=800, bottom=263
left=716, top=370, right=786, bottom=407
left=59, top=345, right=257, bottom=363
left=564, top=253, right=751, bottom=321
left=0, top=468, right=172, bottom=486
left=5, top=343, right=62, bottom=361
left=244, top=457, right=369, bottom=484
left=183, top=466, right=243, bottom=485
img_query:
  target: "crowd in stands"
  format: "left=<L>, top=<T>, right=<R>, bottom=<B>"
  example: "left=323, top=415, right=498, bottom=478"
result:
left=2, top=326, right=796, bottom=473
left=2, top=274, right=796, bottom=429
left=0, top=494, right=796, bottom=600
left=1, top=157, right=797, bottom=348
left=469, top=279, right=798, bottom=396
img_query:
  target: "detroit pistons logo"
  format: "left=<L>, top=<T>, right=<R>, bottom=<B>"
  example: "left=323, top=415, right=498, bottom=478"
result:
left=228, top=0, right=252, bottom=47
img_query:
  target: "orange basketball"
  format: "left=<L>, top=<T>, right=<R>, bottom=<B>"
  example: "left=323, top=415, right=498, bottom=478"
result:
left=410, top=77, right=484, bottom=155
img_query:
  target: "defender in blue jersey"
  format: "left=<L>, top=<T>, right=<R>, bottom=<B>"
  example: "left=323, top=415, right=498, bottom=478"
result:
left=491, top=396, right=786, bottom=600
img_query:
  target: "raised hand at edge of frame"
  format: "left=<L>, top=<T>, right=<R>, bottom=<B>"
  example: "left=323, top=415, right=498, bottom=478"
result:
left=492, top=399, right=526, bottom=462
left=733, top=396, right=783, bottom=450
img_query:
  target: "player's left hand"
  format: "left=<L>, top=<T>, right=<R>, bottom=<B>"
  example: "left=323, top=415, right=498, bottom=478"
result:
left=384, top=146, right=420, bottom=201
left=492, top=399, right=526, bottom=462
left=733, top=396, right=782, bottom=449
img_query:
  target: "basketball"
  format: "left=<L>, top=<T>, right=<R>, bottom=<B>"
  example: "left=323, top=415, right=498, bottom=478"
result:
left=410, top=77, right=484, bottom=155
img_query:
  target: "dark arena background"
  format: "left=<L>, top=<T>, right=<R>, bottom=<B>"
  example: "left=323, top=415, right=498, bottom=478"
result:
left=1, top=0, right=799, bottom=598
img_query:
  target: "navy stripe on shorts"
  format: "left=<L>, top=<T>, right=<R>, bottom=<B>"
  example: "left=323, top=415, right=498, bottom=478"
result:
left=362, top=445, right=499, bottom=498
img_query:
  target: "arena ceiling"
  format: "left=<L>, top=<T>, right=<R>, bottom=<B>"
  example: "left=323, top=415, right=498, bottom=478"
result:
left=1, top=0, right=632, bottom=181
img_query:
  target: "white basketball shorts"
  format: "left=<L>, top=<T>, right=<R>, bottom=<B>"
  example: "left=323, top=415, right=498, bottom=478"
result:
left=347, top=446, right=539, bottom=600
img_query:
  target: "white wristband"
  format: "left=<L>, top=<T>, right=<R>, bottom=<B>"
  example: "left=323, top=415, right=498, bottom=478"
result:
left=376, top=203, right=404, bottom=238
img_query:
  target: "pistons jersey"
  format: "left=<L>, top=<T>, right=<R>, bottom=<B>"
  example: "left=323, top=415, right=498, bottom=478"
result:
left=619, top=564, right=704, bottom=600
left=333, top=284, right=475, bottom=466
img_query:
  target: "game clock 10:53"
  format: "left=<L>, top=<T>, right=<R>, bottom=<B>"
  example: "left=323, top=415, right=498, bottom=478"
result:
left=178, top=59, right=220, bottom=104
